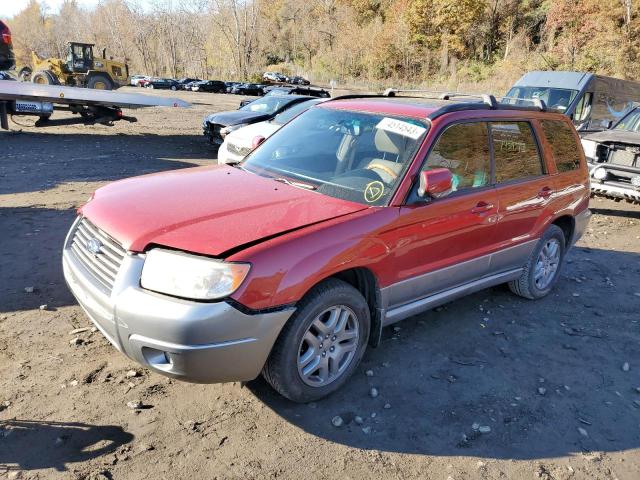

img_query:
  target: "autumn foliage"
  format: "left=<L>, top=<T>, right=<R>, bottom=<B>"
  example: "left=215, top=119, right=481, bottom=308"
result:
left=5, top=0, right=640, bottom=92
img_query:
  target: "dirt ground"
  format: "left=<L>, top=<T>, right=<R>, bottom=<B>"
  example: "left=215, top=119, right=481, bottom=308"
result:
left=1, top=88, right=640, bottom=480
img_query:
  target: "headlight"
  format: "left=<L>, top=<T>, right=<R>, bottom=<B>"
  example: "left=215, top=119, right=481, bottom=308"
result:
left=220, top=123, right=248, bottom=138
left=581, top=140, right=598, bottom=160
left=592, top=167, right=608, bottom=181
left=140, top=248, right=250, bottom=300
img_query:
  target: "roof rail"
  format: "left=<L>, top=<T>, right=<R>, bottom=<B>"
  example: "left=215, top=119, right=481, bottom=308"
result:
left=382, top=88, right=498, bottom=109
left=383, top=88, right=446, bottom=98
left=326, top=93, right=392, bottom=102
left=439, top=92, right=498, bottom=109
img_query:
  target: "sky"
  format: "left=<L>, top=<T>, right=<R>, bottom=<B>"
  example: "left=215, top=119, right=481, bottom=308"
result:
left=1, top=0, right=100, bottom=18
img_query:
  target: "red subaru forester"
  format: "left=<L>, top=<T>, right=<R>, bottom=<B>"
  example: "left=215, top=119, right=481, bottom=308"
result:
left=63, top=94, right=590, bottom=402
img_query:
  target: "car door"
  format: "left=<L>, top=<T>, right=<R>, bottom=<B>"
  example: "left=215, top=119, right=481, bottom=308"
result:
left=490, top=120, right=554, bottom=265
left=383, top=121, right=500, bottom=311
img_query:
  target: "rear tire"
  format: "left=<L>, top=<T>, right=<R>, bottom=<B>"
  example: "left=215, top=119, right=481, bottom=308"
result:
left=263, top=278, right=370, bottom=403
left=32, top=70, right=59, bottom=85
left=509, top=224, right=566, bottom=300
left=87, top=73, right=113, bottom=90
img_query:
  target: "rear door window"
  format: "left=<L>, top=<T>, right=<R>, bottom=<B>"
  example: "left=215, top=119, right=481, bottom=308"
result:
left=423, top=122, right=491, bottom=192
left=490, top=122, right=544, bottom=183
left=540, top=120, right=582, bottom=172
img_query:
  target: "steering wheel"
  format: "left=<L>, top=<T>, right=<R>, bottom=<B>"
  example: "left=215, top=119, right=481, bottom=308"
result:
left=365, top=163, right=399, bottom=182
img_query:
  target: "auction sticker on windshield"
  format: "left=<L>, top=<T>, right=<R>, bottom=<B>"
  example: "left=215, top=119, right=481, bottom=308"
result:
left=364, top=181, right=385, bottom=203
left=376, top=117, right=426, bottom=140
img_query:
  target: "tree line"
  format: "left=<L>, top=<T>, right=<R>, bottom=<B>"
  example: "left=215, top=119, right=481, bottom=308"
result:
left=6, top=0, right=640, bottom=92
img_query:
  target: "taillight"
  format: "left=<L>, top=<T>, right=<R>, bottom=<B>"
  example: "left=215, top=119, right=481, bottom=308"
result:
left=1, top=23, right=11, bottom=45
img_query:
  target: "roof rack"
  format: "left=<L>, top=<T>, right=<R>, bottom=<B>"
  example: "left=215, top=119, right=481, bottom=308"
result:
left=325, top=90, right=558, bottom=118
left=499, top=96, right=549, bottom=112
left=383, top=89, right=498, bottom=109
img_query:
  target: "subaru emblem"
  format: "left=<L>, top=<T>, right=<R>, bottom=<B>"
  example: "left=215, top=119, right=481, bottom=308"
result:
left=86, top=237, right=102, bottom=255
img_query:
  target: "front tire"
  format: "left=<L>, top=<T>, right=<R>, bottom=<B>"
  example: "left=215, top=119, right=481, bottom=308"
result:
left=509, top=224, right=566, bottom=300
left=263, top=278, right=370, bottom=403
left=32, top=70, right=59, bottom=85
left=87, top=73, right=113, bottom=90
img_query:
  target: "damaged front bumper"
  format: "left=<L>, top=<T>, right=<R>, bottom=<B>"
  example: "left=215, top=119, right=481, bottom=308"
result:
left=62, top=219, right=295, bottom=383
left=588, top=160, right=640, bottom=203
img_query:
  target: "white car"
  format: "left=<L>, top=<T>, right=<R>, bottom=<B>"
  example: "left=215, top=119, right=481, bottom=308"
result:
left=130, top=75, right=149, bottom=87
left=217, top=98, right=326, bottom=164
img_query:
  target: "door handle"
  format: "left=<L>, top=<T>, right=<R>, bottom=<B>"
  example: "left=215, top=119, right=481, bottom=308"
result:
left=471, top=201, right=494, bottom=214
left=538, top=187, right=552, bottom=198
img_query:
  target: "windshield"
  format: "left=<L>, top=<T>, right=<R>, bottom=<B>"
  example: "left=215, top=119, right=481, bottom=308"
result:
left=614, top=108, right=640, bottom=132
left=240, top=96, right=297, bottom=114
left=242, top=107, right=428, bottom=206
left=503, top=86, right=579, bottom=111
left=272, top=99, right=322, bottom=125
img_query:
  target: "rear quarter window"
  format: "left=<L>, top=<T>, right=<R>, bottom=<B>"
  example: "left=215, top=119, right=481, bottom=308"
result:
left=490, top=121, right=544, bottom=183
left=540, top=120, right=582, bottom=172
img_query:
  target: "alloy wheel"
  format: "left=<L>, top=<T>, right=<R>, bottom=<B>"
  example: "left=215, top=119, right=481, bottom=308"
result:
left=534, top=238, right=561, bottom=290
left=297, top=305, right=359, bottom=387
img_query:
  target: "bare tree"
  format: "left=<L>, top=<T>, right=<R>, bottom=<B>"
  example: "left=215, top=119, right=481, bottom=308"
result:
left=211, top=0, right=260, bottom=79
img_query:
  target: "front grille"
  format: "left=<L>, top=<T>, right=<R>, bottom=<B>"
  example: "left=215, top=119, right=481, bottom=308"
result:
left=610, top=149, right=637, bottom=167
left=227, top=142, right=253, bottom=157
left=69, top=217, right=126, bottom=292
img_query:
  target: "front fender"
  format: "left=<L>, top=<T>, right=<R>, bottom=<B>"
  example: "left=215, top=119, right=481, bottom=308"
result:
left=229, top=207, right=398, bottom=311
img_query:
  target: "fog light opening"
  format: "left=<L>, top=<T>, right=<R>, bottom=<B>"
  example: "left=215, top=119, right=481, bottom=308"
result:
left=592, top=167, right=608, bottom=181
left=164, top=351, right=173, bottom=366
left=142, top=347, right=173, bottom=369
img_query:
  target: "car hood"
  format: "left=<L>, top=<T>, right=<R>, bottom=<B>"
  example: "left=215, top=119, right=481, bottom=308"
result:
left=80, top=165, right=367, bottom=256
left=225, top=121, right=281, bottom=147
left=582, top=129, right=640, bottom=145
left=205, top=110, right=271, bottom=126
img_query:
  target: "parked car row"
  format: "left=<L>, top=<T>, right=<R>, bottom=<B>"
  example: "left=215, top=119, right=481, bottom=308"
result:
left=130, top=72, right=317, bottom=96
left=262, top=71, right=310, bottom=85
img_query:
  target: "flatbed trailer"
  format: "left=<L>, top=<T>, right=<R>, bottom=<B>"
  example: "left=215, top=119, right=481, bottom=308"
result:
left=0, top=79, right=190, bottom=129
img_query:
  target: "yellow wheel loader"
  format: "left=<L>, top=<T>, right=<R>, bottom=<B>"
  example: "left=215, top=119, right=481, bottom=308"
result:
left=18, top=42, right=128, bottom=90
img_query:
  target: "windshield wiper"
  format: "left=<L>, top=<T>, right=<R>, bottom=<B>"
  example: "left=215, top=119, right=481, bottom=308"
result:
left=226, top=161, right=247, bottom=171
left=273, top=177, right=317, bottom=190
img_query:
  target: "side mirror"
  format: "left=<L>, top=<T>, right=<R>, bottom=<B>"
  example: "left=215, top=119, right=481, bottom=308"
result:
left=252, top=135, right=266, bottom=149
left=418, top=168, right=453, bottom=199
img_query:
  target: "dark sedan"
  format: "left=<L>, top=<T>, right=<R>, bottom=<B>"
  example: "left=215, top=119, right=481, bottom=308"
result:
left=231, top=83, right=265, bottom=96
left=289, top=76, right=310, bottom=85
left=177, top=77, right=201, bottom=90
left=192, top=80, right=226, bottom=93
left=146, top=78, right=180, bottom=90
left=240, top=86, right=330, bottom=107
left=202, top=94, right=315, bottom=146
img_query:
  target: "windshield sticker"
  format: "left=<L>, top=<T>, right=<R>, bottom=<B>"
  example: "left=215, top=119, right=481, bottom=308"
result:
left=376, top=117, right=426, bottom=140
left=364, top=181, right=385, bottom=203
